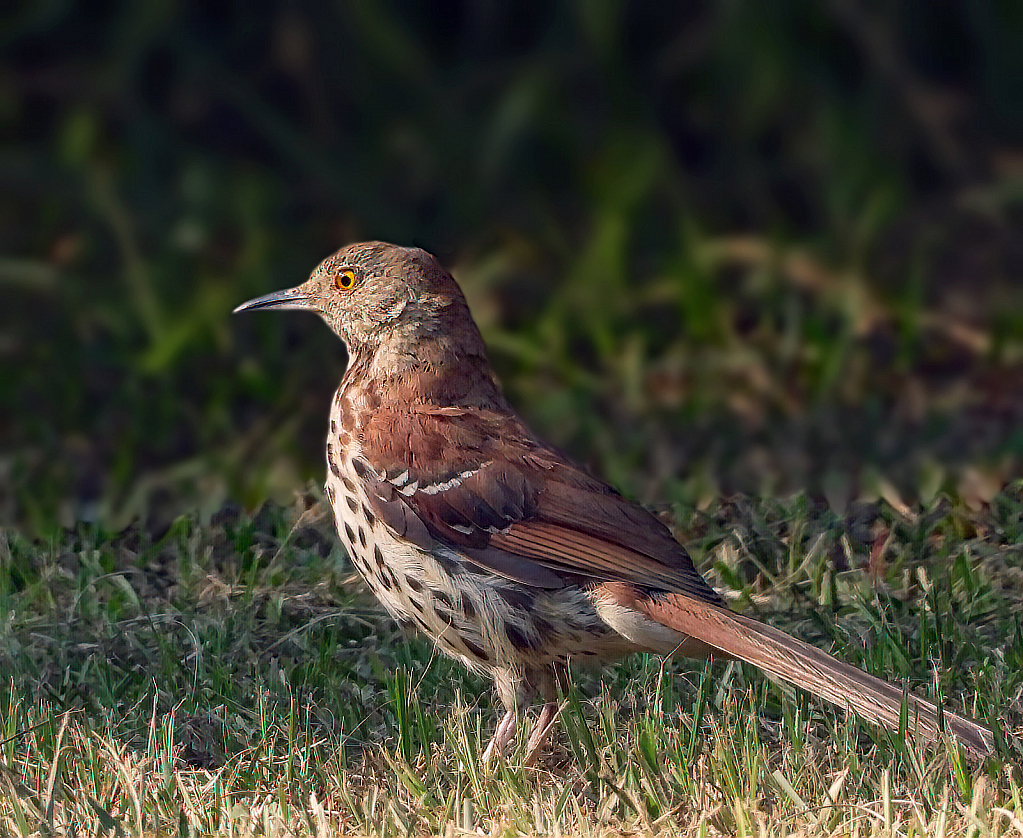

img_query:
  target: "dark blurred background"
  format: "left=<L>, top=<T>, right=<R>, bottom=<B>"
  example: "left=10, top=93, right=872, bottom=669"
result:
left=3, top=0, right=1022, bottom=536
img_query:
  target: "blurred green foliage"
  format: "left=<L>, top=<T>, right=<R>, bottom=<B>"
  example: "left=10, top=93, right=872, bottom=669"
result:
left=2, top=0, right=1022, bottom=533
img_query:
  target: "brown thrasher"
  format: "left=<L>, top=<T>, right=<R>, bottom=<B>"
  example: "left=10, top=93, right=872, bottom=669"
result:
left=235, top=241, right=993, bottom=761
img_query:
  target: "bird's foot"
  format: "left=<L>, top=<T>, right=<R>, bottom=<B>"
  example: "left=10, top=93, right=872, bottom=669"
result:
left=482, top=702, right=560, bottom=767
left=522, top=701, right=559, bottom=766
left=482, top=709, right=517, bottom=765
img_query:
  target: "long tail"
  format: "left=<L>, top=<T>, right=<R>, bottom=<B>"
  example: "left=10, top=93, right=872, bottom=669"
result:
left=632, top=591, right=994, bottom=756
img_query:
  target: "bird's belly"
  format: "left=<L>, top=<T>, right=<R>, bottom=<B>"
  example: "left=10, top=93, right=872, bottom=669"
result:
left=324, top=468, right=644, bottom=677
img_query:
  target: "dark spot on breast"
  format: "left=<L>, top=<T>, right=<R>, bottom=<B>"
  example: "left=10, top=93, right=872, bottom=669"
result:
left=352, top=459, right=371, bottom=479
left=495, top=586, right=534, bottom=612
left=346, top=496, right=358, bottom=512
left=343, top=523, right=356, bottom=545
left=406, top=574, right=423, bottom=592
left=342, top=476, right=357, bottom=493
left=411, top=598, right=425, bottom=613
left=461, top=597, right=476, bottom=620
left=362, top=505, right=376, bottom=526
left=462, top=638, right=490, bottom=662
left=325, top=484, right=336, bottom=504
left=330, top=418, right=337, bottom=434
left=374, top=545, right=385, bottom=569
left=435, top=591, right=453, bottom=610
left=397, top=617, right=415, bottom=633
left=504, top=622, right=537, bottom=650
left=358, top=527, right=367, bottom=548
left=340, top=401, right=356, bottom=432
left=533, top=617, right=553, bottom=637
left=379, top=571, right=393, bottom=590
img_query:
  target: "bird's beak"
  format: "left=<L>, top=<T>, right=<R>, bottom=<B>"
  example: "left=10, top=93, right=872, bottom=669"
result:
left=233, top=286, right=312, bottom=314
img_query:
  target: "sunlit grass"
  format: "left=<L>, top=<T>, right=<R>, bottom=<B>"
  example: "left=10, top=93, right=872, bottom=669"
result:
left=1, top=489, right=1020, bottom=835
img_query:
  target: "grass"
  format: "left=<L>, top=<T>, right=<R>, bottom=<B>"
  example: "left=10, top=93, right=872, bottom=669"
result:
left=1, top=487, right=1020, bottom=836
left=5, top=4, right=1023, bottom=834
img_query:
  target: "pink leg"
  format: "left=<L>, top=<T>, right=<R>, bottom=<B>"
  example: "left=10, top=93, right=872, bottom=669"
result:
left=523, top=701, right=559, bottom=766
left=482, top=709, right=517, bottom=765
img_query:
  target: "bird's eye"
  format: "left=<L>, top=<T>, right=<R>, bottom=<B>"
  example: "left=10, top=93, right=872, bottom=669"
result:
left=335, top=269, right=358, bottom=291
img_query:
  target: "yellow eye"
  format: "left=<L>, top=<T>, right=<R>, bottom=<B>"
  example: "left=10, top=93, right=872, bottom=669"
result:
left=335, top=268, right=358, bottom=291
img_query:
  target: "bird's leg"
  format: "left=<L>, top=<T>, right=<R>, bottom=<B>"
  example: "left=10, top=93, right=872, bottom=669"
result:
left=522, top=701, right=559, bottom=766
left=482, top=702, right=560, bottom=766
left=482, top=709, right=517, bottom=765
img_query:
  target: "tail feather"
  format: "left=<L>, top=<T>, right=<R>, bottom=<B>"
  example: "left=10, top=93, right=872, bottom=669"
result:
left=635, top=591, right=994, bottom=756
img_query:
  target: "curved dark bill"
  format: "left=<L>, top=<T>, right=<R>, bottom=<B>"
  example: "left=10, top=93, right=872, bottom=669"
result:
left=233, top=288, right=311, bottom=313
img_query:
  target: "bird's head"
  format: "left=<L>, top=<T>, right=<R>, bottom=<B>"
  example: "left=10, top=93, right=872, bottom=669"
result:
left=234, top=242, right=481, bottom=360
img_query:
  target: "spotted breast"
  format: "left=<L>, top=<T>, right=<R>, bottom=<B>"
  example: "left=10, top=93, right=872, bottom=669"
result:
left=323, top=380, right=667, bottom=714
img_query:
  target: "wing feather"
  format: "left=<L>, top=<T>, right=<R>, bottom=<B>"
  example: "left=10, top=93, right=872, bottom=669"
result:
left=357, top=407, right=723, bottom=605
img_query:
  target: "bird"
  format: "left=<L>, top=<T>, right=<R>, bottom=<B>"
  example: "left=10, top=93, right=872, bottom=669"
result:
left=234, top=241, right=994, bottom=762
